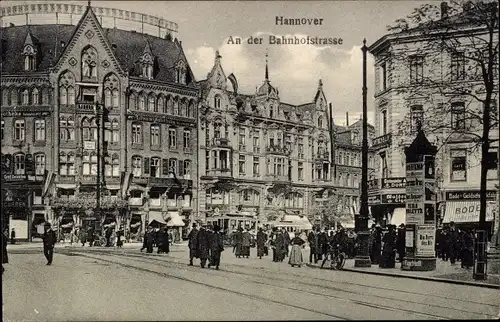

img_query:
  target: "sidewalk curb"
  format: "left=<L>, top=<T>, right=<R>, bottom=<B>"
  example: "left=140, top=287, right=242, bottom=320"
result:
left=305, top=263, right=500, bottom=289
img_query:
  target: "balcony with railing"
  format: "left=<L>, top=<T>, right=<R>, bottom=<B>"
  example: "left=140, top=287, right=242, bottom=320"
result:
left=77, top=102, right=96, bottom=112
left=314, top=151, right=330, bottom=161
left=372, top=133, right=392, bottom=149
left=206, top=168, right=232, bottom=177
left=212, top=137, right=230, bottom=147
left=265, top=145, right=290, bottom=156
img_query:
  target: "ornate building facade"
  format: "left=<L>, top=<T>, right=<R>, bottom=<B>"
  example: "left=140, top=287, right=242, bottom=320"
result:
left=1, top=4, right=198, bottom=241
left=198, top=52, right=335, bottom=231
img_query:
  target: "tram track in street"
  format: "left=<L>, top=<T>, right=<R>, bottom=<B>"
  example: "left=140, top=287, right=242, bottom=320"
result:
left=63, top=249, right=499, bottom=320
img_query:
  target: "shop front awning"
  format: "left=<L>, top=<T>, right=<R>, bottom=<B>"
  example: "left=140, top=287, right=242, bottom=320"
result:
left=443, top=201, right=495, bottom=223
left=391, top=207, right=406, bottom=226
left=166, top=212, right=185, bottom=227
left=148, top=211, right=167, bottom=225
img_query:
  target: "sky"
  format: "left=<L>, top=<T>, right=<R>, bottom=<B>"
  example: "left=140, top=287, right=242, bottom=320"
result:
left=2, top=0, right=435, bottom=126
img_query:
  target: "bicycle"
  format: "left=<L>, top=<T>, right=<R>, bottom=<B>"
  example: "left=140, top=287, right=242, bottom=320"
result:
left=320, top=244, right=346, bottom=270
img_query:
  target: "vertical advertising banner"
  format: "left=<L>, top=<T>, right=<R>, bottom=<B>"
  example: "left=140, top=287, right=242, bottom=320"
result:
left=423, top=155, right=436, bottom=225
left=405, top=162, right=424, bottom=225
left=416, top=224, right=436, bottom=257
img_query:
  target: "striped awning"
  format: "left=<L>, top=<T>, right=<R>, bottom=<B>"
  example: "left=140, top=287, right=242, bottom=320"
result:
left=443, top=201, right=495, bottom=223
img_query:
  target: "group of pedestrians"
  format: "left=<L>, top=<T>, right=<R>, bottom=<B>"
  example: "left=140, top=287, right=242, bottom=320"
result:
left=141, top=226, right=170, bottom=254
left=188, top=223, right=224, bottom=270
left=231, top=227, right=252, bottom=258
left=436, top=221, right=476, bottom=269
left=307, top=226, right=351, bottom=264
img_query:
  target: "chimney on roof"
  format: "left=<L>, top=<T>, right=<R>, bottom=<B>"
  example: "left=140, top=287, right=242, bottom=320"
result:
left=346, top=112, right=349, bottom=126
left=60, top=41, right=65, bottom=48
left=441, top=2, right=449, bottom=19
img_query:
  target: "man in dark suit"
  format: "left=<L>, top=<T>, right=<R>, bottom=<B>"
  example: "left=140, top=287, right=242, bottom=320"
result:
left=42, top=223, right=57, bottom=265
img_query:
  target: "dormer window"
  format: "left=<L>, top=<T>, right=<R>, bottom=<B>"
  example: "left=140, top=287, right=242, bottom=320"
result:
left=141, top=53, right=154, bottom=79
left=23, top=45, right=36, bottom=71
left=214, top=95, right=221, bottom=109
left=175, top=60, right=187, bottom=85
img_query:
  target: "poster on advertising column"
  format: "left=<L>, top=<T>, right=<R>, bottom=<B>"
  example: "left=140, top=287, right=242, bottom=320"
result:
left=416, top=225, right=436, bottom=257
left=405, top=162, right=425, bottom=225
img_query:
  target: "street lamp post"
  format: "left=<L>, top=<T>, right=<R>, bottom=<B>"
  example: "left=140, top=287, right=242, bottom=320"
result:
left=95, top=104, right=103, bottom=233
left=354, top=39, right=372, bottom=267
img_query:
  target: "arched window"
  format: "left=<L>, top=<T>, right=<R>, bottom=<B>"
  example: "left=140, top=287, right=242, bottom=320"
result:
left=32, top=88, right=39, bottom=105
left=35, top=153, right=46, bottom=175
left=129, top=92, right=137, bottom=110
left=59, top=88, right=67, bottom=105
left=22, top=89, right=29, bottom=105
left=59, top=71, right=75, bottom=106
left=173, top=98, right=179, bottom=115
left=148, top=95, right=155, bottom=112
left=167, top=96, right=174, bottom=114
left=318, top=117, right=323, bottom=128
left=82, top=118, right=91, bottom=141
left=187, top=100, right=194, bottom=117
left=179, top=99, right=187, bottom=116
left=214, top=95, right=221, bottom=109
left=10, top=88, right=18, bottom=106
left=157, top=96, right=164, bottom=113
left=112, top=89, right=119, bottom=108
left=81, top=46, right=98, bottom=78
left=214, top=121, right=222, bottom=139
left=2, top=88, right=9, bottom=106
left=138, top=94, right=145, bottom=110
left=104, top=89, right=112, bottom=107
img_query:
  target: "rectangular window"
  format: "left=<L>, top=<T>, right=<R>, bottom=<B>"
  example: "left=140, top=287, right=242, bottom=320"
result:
left=451, top=102, right=466, bottom=130
left=239, top=155, right=246, bottom=175
left=14, top=154, right=25, bottom=175
left=14, top=119, right=25, bottom=141
left=168, top=159, right=177, bottom=174
left=380, top=62, right=387, bottom=91
left=450, top=149, right=467, bottom=181
left=239, top=128, right=246, bottom=145
left=381, top=110, right=387, bottom=135
left=253, top=156, right=259, bottom=176
left=132, top=124, right=142, bottom=144
left=253, top=136, right=260, bottom=152
left=183, top=130, right=191, bottom=149
left=132, top=156, right=142, bottom=177
left=380, top=152, right=388, bottom=179
left=285, top=135, right=292, bottom=151
left=183, top=160, right=191, bottom=178
left=451, top=52, right=465, bottom=80
left=34, top=119, right=45, bottom=141
left=1, top=120, right=4, bottom=140
left=150, top=125, right=160, bottom=146
left=298, top=137, right=304, bottom=158
left=150, top=158, right=160, bottom=178
left=409, top=56, right=424, bottom=83
left=35, top=154, right=45, bottom=175
left=298, top=162, right=304, bottom=181
left=169, top=128, right=177, bottom=149
left=410, top=105, right=424, bottom=133
left=205, top=150, right=210, bottom=170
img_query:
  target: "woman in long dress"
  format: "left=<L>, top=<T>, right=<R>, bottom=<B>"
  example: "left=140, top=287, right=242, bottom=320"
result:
left=289, top=234, right=305, bottom=267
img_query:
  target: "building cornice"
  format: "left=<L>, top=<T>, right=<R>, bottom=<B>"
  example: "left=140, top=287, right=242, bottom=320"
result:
left=1, top=74, right=51, bottom=85
left=129, top=77, right=198, bottom=97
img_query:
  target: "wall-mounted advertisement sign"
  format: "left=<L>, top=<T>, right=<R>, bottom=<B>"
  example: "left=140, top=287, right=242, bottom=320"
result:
left=382, top=193, right=406, bottom=204
left=381, top=177, right=406, bottom=189
left=446, top=190, right=497, bottom=200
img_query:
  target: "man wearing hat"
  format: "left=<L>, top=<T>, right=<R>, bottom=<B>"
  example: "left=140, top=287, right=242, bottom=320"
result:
left=42, top=222, right=57, bottom=265
left=208, top=224, right=224, bottom=270
left=187, top=223, right=199, bottom=266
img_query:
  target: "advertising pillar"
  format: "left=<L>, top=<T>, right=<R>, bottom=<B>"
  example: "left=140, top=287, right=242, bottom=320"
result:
left=402, top=129, right=437, bottom=271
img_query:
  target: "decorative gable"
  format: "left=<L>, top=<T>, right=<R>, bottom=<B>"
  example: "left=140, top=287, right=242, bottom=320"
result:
left=22, top=31, right=38, bottom=71
left=53, top=5, right=125, bottom=77
left=207, top=51, right=227, bottom=90
left=140, top=40, right=155, bottom=79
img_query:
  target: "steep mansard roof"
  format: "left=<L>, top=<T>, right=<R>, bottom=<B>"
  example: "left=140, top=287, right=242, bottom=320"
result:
left=0, top=24, right=197, bottom=88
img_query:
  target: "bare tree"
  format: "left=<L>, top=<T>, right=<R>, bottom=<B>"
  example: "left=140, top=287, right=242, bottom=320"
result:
left=386, top=0, right=498, bottom=229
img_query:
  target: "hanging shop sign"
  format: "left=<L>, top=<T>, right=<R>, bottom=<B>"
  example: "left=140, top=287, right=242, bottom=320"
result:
left=446, top=190, right=497, bottom=201
left=381, top=177, right=406, bottom=189
left=381, top=193, right=406, bottom=204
